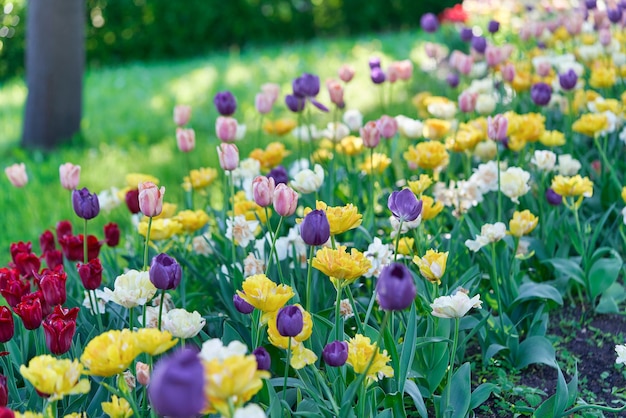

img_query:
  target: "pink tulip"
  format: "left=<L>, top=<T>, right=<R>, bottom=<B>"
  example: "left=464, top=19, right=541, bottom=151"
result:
left=261, top=83, right=280, bottom=103
left=395, top=60, right=413, bottom=81
left=338, top=64, right=355, bottom=83
left=176, top=128, right=196, bottom=152
left=5, top=163, right=27, bottom=188
left=501, top=63, right=516, bottom=83
left=173, top=105, right=192, bottom=127
left=536, top=61, right=552, bottom=77
left=485, top=46, right=504, bottom=68
left=487, top=114, right=509, bottom=141
left=273, top=184, right=298, bottom=217
left=326, top=79, right=345, bottom=108
left=217, top=143, right=239, bottom=171
left=377, top=115, right=398, bottom=139
left=458, top=91, right=478, bottom=113
left=59, top=162, right=81, bottom=190
left=252, top=176, right=275, bottom=207
left=255, top=93, right=274, bottom=114
left=216, top=116, right=238, bottom=143
left=456, top=54, right=474, bottom=75
left=138, top=182, right=165, bottom=217
left=360, top=121, right=381, bottom=148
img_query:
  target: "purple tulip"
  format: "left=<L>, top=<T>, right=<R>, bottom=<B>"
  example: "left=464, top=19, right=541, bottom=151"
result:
left=213, top=91, right=237, bottom=116
left=546, top=188, right=563, bottom=206
left=488, top=20, right=500, bottom=34
left=558, top=69, right=578, bottom=91
left=608, top=8, right=623, bottom=23
left=471, top=36, right=487, bottom=54
left=253, top=346, right=271, bottom=371
left=148, top=347, right=205, bottom=418
left=420, top=13, right=439, bottom=33
left=585, top=0, right=597, bottom=10
left=233, top=294, right=254, bottom=314
left=149, top=253, right=182, bottom=290
left=371, top=67, right=386, bottom=84
left=267, top=166, right=289, bottom=185
left=369, top=57, right=381, bottom=69
left=460, top=27, right=473, bottom=42
left=388, top=189, right=422, bottom=222
left=300, top=210, right=331, bottom=246
left=72, top=187, right=100, bottom=220
left=293, top=73, right=321, bottom=98
left=285, top=94, right=306, bottom=113
left=530, top=82, right=552, bottom=106
left=376, top=263, right=416, bottom=311
left=322, top=341, right=349, bottom=367
left=276, top=305, right=303, bottom=337
left=446, top=73, right=460, bottom=88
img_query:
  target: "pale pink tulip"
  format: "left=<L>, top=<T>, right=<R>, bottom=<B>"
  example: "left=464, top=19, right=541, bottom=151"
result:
left=176, top=128, right=196, bottom=152
left=173, top=105, right=192, bottom=127
left=273, top=184, right=298, bottom=217
left=59, top=162, right=81, bottom=190
left=138, top=181, right=165, bottom=217
left=217, top=143, right=239, bottom=171
left=5, top=163, right=27, bottom=188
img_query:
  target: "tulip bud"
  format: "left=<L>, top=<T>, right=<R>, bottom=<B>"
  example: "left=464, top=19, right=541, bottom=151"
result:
left=360, top=121, right=381, bottom=148
left=233, top=294, right=255, bottom=314
left=4, top=163, right=28, bottom=188
left=59, top=163, right=81, bottom=190
left=338, top=64, right=355, bottom=83
left=420, top=12, right=439, bottom=33
left=252, top=176, right=275, bottom=207
left=546, top=188, right=562, bottom=206
left=300, top=210, right=330, bottom=246
left=104, top=222, right=120, bottom=247
left=255, top=93, right=274, bottom=114
left=558, top=69, right=578, bottom=91
left=149, top=253, right=182, bottom=290
left=446, top=73, right=460, bottom=88
left=44, top=250, right=63, bottom=270
left=0, top=407, right=13, bottom=418
left=501, top=63, right=516, bottom=82
left=285, top=94, right=305, bottom=113
left=267, top=166, right=289, bottom=185
left=487, top=114, right=509, bottom=141
left=377, top=115, right=398, bottom=139
left=215, top=116, right=238, bottom=143
left=388, top=189, right=423, bottom=222
left=253, top=346, right=271, bottom=371
left=488, top=19, right=500, bottom=33
left=14, top=293, right=43, bottom=330
left=136, top=362, right=151, bottom=386
left=261, top=83, right=280, bottom=103
left=0, top=271, right=30, bottom=308
left=276, top=305, right=303, bottom=337
left=370, top=67, right=386, bottom=84
left=72, top=187, right=100, bottom=220
left=123, top=370, right=137, bottom=391
left=125, top=189, right=141, bottom=214
left=458, top=91, right=478, bottom=113
left=460, top=27, right=473, bottom=42
left=217, top=143, right=239, bottom=171
left=213, top=91, right=237, bottom=116
left=530, top=82, right=552, bottom=106
left=273, top=184, right=298, bottom=217
left=176, top=128, right=196, bottom=152
left=77, top=258, right=103, bottom=290
left=42, top=305, right=79, bottom=355
left=326, top=79, right=345, bottom=108
left=39, top=269, right=67, bottom=306
left=39, top=230, right=56, bottom=254
left=322, top=340, right=349, bottom=367
left=56, top=220, right=73, bottom=240
left=376, top=263, right=416, bottom=311
left=173, top=105, right=192, bottom=126
left=138, top=182, right=165, bottom=217
left=471, top=36, right=487, bottom=54
left=0, top=307, right=14, bottom=343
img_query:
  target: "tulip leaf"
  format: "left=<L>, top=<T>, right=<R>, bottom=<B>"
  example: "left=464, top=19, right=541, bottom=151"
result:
left=441, top=362, right=471, bottom=418
left=398, top=302, right=417, bottom=396
left=514, top=336, right=557, bottom=369
left=484, top=343, right=508, bottom=366
left=543, top=258, right=584, bottom=285
left=511, top=282, right=563, bottom=306
left=589, top=250, right=623, bottom=303
left=403, top=379, right=428, bottom=418
left=470, top=383, right=499, bottom=410
left=596, top=282, right=626, bottom=313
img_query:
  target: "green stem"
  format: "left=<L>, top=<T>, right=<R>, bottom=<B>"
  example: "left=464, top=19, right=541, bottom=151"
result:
left=305, top=245, right=315, bottom=312
left=283, top=338, right=292, bottom=405
left=444, top=317, right=460, bottom=415
left=572, top=206, right=591, bottom=302
left=143, top=216, right=153, bottom=271
left=229, top=171, right=237, bottom=266
left=496, top=150, right=502, bottom=222
left=128, top=307, right=134, bottom=330
left=393, top=221, right=404, bottom=262
left=593, top=135, right=622, bottom=191
left=490, top=243, right=506, bottom=341
left=265, top=216, right=285, bottom=279
left=369, top=147, right=375, bottom=226
left=335, top=286, right=343, bottom=341
left=83, top=218, right=89, bottom=264
left=345, top=286, right=364, bottom=334
left=157, top=289, right=166, bottom=331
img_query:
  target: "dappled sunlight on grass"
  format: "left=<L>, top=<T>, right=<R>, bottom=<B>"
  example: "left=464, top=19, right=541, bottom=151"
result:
left=167, top=66, right=218, bottom=105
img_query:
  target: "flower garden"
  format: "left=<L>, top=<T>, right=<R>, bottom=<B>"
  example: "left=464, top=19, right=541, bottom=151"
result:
left=3, top=0, right=626, bottom=416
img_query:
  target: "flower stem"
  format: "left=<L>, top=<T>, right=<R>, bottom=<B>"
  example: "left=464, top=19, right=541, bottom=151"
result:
left=444, top=317, right=460, bottom=414
left=143, top=216, right=153, bottom=271
left=393, top=221, right=404, bottom=262
left=496, top=150, right=502, bottom=222
left=229, top=171, right=237, bottom=267
left=305, top=245, right=315, bottom=312
left=490, top=243, right=506, bottom=340
left=369, top=148, right=375, bottom=226
left=83, top=218, right=89, bottom=264
left=283, top=338, right=292, bottom=405
left=335, top=286, right=343, bottom=341
left=265, top=216, right=284, bottom=278
left=157, top=289, right=166, bottom=331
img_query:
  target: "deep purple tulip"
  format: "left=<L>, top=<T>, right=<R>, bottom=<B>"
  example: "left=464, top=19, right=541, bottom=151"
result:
left=233, top=294, right=254, bottom=314
left=619, top=0, right=626, bottom=11
left=608, top=8, right=623, bottom=23
left=388, top=189, right=422, bottom=222
left=558, top=69, right=578, bottom=91
left=285, top=94, right=306, bottom=113
left=213, top=91, right=237, bottom=116
left=72, top=187, right=100, bottom=220
left=420, top=13, right=439, bottom=33
left=371, top=67, right=386, bottom=84
left=300, top=210, right=331, bottom=246
left=322, top=340, right=349, bottom=367
left=460, top=27, right=473, bottom=42
left=376, top=263, right=416, bottom=311
left=276, top=305, right=303, bottom=337
left=471, top=36, right=487, bottom=54
left=293, top=73, right=320, bottom=98
left=446, top=73, right=460, bottom=88
left=369, top=57, right=381, bottom=69
left=253, top=346, right=271, bottom=371
left=149, top=347, right=205, bottom=418
left=530, top=82, right=552, bottom=106
left=546, top=188, right=563, bottom=206
left=149, top=253, right=182, bottom=290
left=488, top=20, right=500, bottom=34
left=585, top=0, right=596, bottom=10
left=267, top=166, right=289, bottom=185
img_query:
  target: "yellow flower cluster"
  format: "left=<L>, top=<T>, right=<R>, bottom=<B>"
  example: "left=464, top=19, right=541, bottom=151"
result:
left=509, top=210, right=538, bottom=237
left=359, top=152, right=391, bottom=175
left=81, top=329, right=177, bottom=377
left=572, top=113, right=608, bottom=137
left=138, top=218, right=183, bottom=240
left=420, top=195, right=444, bottom=221
left=263, top=118, right=297, bottom=135
left=173, top=209, right=210, bottom=233
left=312, top=245, right=372, bottom=289
left=233, top=191, right=268, bottom=223
left=346, top=334, right=394, bottom=384
left=423, top=119, right=452, bottom=140
left=102, top=395, right=133, bottom=418
left=407, top=175, right=433, bottom=196
left=506, top=112, right=545, bottom=152
left=445, top=122, right=484, bottom=152
left=237, top=274, right=294, bottom=314
left=304, top=201, right=362, bottom=235
left=249, top=142, right=290, bottom=170
left=337, top=135, right=364, bottom=156
left=551, top=175, right=594, bottom=210
left=183, top=167, right=218, bottom=191
left=20, top=356, right=91, bottom=401
left=403, top=141, right=449, bottom=170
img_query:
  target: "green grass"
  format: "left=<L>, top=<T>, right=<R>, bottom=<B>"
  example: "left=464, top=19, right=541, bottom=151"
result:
left=0, top=29, right=451, bottom=265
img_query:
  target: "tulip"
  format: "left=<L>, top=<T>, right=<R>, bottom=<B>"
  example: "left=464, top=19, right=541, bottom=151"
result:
left=13, top=251, right=41, bottom=279
left=608, top=8, right=623, bottom=23
left=72, top=187, right=100, bottom=220
left=530, top=82, right=552, bottom=106
left=4, top=163, right=27, bottom=188
left=376, top=263, right=416, bottom=311
left=173, top=104, right=192, bottom=126
left=39, top=269, right=67, bottom=306
left=276, top=305, right=304, bottom=337
left=501, top=63, right=516, bottom=83
left=217, top=143, right=239, bottom=171
left=255, top=92, right=274, bottom=114
left=388, top=189, right=422, bottom=222
left=360, top=121, right=381, bottom=148
left=252, top=176, right=275, bottom=207
left=370, top=67, right=386, bottom=84
left=0, top=307, right=14, bottom=343
left=176, top=128, right=196, bottom=152
left=44, top=250, right=63, bottom=270
left=420, top=13, right=438, bottom=33
left=104, top=222, right=120, bottom=247
left=487, top=114, right=508, bottom=142
left=214, top=91, right=237, bottom=116
left=215, top=116, right=238, bottom=142
left=56, top=221, right=73, bottom=240
left=488, top=19, right=500, bottom=33
left=546, top=188, right=563, bottom=206
left=369, top=56, right=381, bottom=69
left=273, top=184, right=298, bottom=217
left=39, top=230, right=56, bottom=254
left=0, top=271, right=30, bottom=308
left=150, top=253, right=182, bottom=290
left=125, top=189, right=141, bottom=214
left=377, top=115, right=398, bottom=139
left=293, top=73, right=320, bottom=98
left=253, top=346, right=271, bottom=371
left=59, top=163, right=81, bottom=190
left=460, top=27, right=473, bottom=42
left=446, top=73, right=460, bottom=88
left=338, top=64, right=355, bottom=83
left=431, top=289, right=482, bottom=318
left=138, top=182, right=165, bottom=217
left=58, top=234, right=102, bottom=262
left=326, top=79, right=345, bottom=108
left=285, top=94, right=305, bottom=113
left=0, top=407, right=13, bottom=418
left=136, top=362, right=151, bottom=386
left=233, top=294, right=255, bottom=314
left=42, top=305, right=79, bottom=355
left=261, top=83, right=281, bottom=103
left=77, top=258, right=103, bottom=290
left=458, top=91, right=477, bottom=113
left=300, top=210, right=331, bottom=246
left=471, top=36, right=487, bottom=54
left=322, top=340, right=349, bottom=367
left=148, top=348, right=206, bottom=418
left=14, top=293, right=43, bottom=330
left=267, top=166, right=289, bottom=185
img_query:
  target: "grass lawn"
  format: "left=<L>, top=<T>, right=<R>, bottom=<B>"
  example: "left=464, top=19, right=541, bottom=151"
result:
left=0, top=29, right=451, bottom=265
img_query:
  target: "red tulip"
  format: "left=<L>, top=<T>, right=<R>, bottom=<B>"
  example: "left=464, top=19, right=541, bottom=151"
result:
left=104, top=222, right=120, bottom=247
left=58, top=234, right=102, bottom=262
left=77, top=258, right=103, bottom=290
left=14, top=293, right=43, bottom=330
left=39, top=269, right=67, bottom=306
left=43, top=305, right=79, bottom=355
left=0, top=307, right=14, bottom=343
left=55, top=221, right=73, bottom=240
left=39, top=230, right=56, bottom=254
left=0, top=270, right=30, bottom=308
left=44, top=250, right=63, bottom=270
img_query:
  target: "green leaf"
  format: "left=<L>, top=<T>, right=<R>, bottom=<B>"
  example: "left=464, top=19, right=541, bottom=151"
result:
left=484, top=344, right=508, bottom=365
left=404, top=380, right=428, bottom=418
left=398, top=302, right=417, bottom=396
left=543, top=258, right=584, bottom=285
left=442, top=362, right=471, bottom=418
left=514, top=336, right=557, bottom=369
left=512, top=282, right=563, bottom=306
left=383, top=392, right=406, bottom=418
left=470, top=383, right=499, bottom=410
left=596, top=282, right=626, bottom=313
left=589, top=250, right=623, bottom=302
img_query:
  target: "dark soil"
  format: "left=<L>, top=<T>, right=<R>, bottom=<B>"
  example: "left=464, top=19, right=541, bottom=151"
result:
left=474, top=304, right=626, bottom=417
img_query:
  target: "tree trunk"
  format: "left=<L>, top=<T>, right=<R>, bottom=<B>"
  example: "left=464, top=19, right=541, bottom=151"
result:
left=22, top=0, right=84, bottom=150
